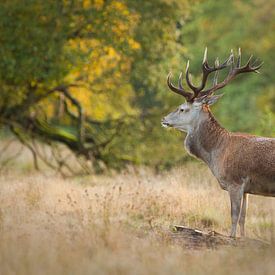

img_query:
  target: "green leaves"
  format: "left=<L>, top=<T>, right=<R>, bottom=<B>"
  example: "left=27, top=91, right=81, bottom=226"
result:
left=0, top=0, right=273, bottom=173
left=180, top=0, right=275, bottom=134
left=0, top=1, right=69, bottom=86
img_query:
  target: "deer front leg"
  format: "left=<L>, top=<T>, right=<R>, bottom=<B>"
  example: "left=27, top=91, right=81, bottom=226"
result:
left=228, top=184, right=244, bottom=238
left=239, top=193, right=248, bottom=237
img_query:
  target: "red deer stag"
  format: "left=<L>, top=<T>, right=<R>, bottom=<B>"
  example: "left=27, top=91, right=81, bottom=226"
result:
left=162, top=48, right=275, bottom=237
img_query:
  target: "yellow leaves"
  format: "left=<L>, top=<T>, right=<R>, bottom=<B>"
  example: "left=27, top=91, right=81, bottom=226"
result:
left=67, top=1, right=140, bottom=52
left=68, top=83, right=138, bottom=121
left=39, top=0, right=141, bottom=122
left=85, top=45, right=122, bottom=81
left=56, top=41, right=137, bottom=121
left=37, top=97, right=56, bottom=118
left=128, top=38, right=140, bottom=50
left=94, top=0, right=104, bottom=9
left=104, top=1, right=140, bottom=47
left=82, top=0, right=104, bottom=9
left=109, top=1, right=130, bottom=15
left=66, top=37, right=125, bottom=81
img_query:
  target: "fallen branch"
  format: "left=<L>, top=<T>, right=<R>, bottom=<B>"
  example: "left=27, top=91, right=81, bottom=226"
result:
left=168, top=225, right=270, bottom=249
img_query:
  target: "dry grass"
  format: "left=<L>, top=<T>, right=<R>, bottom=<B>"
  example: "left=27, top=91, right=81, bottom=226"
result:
left=0, top=163, right=275, bottom=275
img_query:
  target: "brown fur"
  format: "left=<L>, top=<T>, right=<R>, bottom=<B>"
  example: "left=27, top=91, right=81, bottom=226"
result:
left=187, top=109, right=275, bottom=195
left=184, top=108, right=275, bottom=237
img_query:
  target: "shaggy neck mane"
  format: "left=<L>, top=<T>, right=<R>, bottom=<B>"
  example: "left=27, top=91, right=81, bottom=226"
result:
left=185, top=106, right=229, bottom=165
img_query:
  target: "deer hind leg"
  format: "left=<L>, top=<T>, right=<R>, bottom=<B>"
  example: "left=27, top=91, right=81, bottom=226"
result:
left=239, top=193, right=248, bottom=237
left=228, top=184, right=244, bottom=238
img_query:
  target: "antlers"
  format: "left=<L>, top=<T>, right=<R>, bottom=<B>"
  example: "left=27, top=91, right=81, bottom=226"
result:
left=167, top=48, right=263, bottom=102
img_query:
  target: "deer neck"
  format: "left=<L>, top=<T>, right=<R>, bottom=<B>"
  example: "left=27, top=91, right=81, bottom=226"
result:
left=184, top=108, right=229, bottom=166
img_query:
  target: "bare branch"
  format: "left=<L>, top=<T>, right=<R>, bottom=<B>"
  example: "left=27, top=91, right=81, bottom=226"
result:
left=10, top=126, right=40, bottom=171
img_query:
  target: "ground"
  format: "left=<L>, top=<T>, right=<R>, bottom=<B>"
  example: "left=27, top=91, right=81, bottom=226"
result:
left=0, top=163, right=275, bottom=275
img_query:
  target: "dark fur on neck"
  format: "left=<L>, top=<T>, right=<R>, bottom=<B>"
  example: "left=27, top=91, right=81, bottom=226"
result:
left=185, top=106, right=229, bottom=164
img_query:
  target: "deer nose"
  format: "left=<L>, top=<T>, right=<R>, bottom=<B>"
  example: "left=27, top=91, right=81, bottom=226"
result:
left=161, top=118, right=171, bottom=127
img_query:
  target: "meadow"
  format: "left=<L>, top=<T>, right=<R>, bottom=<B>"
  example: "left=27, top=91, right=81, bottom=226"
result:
left=0, top=1, right=274, bottom=274
left=1, top=162, right=275, bottom=275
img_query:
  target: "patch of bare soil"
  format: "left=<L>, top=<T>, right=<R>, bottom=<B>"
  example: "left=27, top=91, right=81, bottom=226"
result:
left=167, top=225, right=270, bottom=249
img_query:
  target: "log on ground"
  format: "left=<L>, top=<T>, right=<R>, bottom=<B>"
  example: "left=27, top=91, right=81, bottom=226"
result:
left=168, top=225, right=270, bottom=249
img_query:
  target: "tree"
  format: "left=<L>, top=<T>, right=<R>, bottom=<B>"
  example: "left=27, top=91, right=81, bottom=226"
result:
left=0, top=0, right=193, bottom=174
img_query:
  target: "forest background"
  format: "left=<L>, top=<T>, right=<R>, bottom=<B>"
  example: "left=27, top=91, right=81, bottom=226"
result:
left=0, top=0, right=274, bottom=174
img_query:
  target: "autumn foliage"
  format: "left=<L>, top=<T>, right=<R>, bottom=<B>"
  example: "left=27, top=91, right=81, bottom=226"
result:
left=0, top=0, right=274, bottom=173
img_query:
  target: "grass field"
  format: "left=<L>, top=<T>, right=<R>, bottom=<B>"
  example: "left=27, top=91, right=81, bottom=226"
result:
left=1, top=163, right=275, bottom=275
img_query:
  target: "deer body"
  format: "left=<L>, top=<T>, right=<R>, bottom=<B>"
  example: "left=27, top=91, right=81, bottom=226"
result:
left=162, top=49, right=275, bottom=237
left=185, top=108, right=275, bottom=194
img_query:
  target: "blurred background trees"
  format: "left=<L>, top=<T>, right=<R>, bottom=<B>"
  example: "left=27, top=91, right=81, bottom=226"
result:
left=0, top=0, right=274, bottom=174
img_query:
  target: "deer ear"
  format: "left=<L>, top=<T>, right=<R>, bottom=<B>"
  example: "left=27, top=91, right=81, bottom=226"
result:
left=202, top=94, right=223, bottom=105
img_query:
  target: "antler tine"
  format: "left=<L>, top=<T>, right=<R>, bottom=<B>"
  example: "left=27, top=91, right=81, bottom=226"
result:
left=252, top=61, right=264, bottom=73
left=242, top=55, right=263, bottom=72
left=230, top=49, right=235, bottom=66
left=181, top=48, right=234, bottom=100
left=215, top=57, right=219, bottom=68
left=213, top=58, right=220, bottom=86
left=185, top=60, right=199, bottom=93
left=251, top=58, right=260, bottom=68
left=167, top=72, right=193, bottom=100
left=166, top=49, right=262, bottom=102
left=237, top=48, right=241, bottom=68
left=178, top=72, right=184, bottom=90
left=244, top=55, right=253, bottom=68
left=201, top=50, right=263, bottom=95
left=185, top=47, right=231, bottom=99
left=213, top=70, right=219, bottom=86
left=203, top=47, right=208, bottom=64
left=188, top=49, right=232, bottom=97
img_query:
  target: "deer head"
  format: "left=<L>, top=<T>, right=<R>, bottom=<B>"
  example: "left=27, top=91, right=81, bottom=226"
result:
left=161, top=48, right=262, bottom=132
